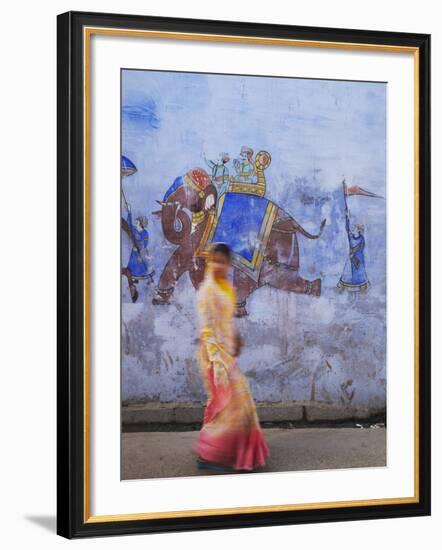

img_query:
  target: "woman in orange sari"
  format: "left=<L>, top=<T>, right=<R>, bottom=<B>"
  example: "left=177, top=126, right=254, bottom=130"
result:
left=193, top=243, right=269, bottom=472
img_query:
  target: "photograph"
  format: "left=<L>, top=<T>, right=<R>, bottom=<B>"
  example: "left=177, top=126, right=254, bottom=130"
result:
left=1, top=1, right=437, bottom=547
left=55, top=10, right=430, bottom=537
left=120, top=68, right=387, bottom=480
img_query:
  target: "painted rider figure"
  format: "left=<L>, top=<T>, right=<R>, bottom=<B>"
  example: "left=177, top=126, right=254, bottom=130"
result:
left=203, top=152, right=230, bottom=198
left=233, top=146, right=257, bottom=183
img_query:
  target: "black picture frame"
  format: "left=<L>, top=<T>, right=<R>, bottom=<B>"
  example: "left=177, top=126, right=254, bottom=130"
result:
left=57, top=10, right=431, bottom=539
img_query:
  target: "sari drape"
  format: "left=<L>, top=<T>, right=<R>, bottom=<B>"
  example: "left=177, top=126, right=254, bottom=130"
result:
left=193, top=265, right=269, bottom=471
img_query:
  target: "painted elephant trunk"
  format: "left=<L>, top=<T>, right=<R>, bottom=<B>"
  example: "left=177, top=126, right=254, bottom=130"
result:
left=160, top=202, right=192, bottom=245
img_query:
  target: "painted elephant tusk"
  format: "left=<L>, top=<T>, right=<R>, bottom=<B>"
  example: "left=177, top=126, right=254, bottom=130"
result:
left=155, top=199, right=165, bottom=206
left=156, top=199, right=181, bottom=207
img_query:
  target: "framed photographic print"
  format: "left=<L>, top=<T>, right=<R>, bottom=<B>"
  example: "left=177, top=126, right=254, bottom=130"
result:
left=57, top=11, right=431, bottom=538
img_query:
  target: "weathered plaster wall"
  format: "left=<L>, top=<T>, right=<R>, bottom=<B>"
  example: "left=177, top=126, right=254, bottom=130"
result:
left=121, top=71, right=386, bottom=409
left=122, top=285, right=386, bottom=409
left=122, top=184, right=386, bottom=408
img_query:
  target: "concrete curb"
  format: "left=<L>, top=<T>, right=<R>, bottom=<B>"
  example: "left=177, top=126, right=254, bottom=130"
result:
left=122, top=401, right=385, bottom=426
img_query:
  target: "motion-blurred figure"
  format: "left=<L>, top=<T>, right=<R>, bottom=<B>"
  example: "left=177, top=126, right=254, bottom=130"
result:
left=193, top=243, right=269, bottom=472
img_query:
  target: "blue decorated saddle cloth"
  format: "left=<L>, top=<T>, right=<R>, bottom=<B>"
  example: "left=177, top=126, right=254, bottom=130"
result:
left=206, top=192, right=277, bottom=281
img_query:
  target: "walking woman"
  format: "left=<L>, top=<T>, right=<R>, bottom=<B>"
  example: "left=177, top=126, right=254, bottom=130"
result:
left=193, top=243, right=269, bottom=472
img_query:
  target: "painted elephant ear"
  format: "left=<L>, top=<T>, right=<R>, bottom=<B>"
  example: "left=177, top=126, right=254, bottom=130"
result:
left=188, top=180, right=217, bottom=212
left=202, top=184, right=218, bottom=209
left=185, top=168, right=214, bottom=202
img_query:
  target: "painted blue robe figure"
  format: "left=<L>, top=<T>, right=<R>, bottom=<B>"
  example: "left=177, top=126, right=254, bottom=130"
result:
left=126, top=209, right=154, bottom=283
left=203, top=152, right=230, bottom=198
left=233, top=146, right=257, bottom=183
left=338, top=202, right=370, bottom=292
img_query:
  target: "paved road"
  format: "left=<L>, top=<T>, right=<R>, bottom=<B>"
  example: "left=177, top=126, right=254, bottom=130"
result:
left=122, top=427, right=386, bottom=480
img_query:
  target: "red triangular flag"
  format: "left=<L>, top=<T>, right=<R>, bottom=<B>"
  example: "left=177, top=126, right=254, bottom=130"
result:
left=346, top=185, right=383, bottom=199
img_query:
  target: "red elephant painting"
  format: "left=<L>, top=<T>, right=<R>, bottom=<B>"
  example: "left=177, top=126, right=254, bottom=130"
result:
left=152, top=157, right=326, bottom=317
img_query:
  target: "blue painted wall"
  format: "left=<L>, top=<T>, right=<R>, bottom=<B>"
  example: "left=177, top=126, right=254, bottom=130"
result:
left=121, top=69, right=386, bottom=409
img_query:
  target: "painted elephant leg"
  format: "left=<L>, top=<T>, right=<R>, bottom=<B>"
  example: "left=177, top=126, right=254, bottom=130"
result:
left=259, top=260, right=321, bottom=297
left=152, top=247, right=190, bottom=304
left=265, top=227, right=299, bottom=271
left=233, top=268, right=258, bottom=317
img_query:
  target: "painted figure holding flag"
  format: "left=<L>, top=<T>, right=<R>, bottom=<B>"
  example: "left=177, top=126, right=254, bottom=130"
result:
left=121, top=155, right=155, bottom=303
left=337, top=180, right=382, bottom=292
left=125, top=204, right=153, bottom=282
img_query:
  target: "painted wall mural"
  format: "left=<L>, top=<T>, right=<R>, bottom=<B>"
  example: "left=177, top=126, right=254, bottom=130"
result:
left=121, top=69, right=386, bottom=409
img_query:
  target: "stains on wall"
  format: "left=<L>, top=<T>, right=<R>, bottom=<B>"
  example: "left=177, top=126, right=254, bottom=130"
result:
left=122, top=268, right=386, bottom=409
left=121, top=70, right=386, bottom=410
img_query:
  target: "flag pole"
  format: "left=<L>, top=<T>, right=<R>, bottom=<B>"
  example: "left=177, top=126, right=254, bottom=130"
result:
left=342, top=178, right=349, bottom=213
left=121, top=185, right=129, bottom=211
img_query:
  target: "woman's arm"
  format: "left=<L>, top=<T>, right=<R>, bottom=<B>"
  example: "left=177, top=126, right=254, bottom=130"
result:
left=197, top=290, right=233, bottom=384
left=198, top=293, right=223, bottom=360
